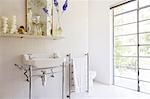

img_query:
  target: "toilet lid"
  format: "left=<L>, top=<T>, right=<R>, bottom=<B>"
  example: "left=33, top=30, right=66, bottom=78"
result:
left=90, top=71, right=96, bottom=78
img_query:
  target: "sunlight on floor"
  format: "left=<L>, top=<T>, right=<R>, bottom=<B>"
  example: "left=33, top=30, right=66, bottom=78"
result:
left=72, top=81, right=150, bottom=99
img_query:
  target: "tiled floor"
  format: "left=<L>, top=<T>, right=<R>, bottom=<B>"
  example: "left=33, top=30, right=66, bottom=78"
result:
left=72, top=82, right=150, bottom=99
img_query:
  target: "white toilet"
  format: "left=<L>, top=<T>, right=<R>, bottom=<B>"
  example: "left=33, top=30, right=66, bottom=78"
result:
left=89, top=71, right=96, bottom=92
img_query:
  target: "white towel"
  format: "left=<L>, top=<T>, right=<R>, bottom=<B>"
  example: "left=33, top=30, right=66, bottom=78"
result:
left=71, top=56, right=88, bottom=93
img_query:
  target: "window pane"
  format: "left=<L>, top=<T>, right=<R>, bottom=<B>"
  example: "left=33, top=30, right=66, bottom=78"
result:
left=114, top=46, right=137, bottom=56
left=114, top=11, right=137, bottom=26
left=114, top=1, right=137, bottom=15
left=140, top=81, right=150, bottom=93
left=139, top=20, right=150, bottom=33
left=114, top=57, right=137, bottom=67
left=115, top=35, right=137, bottom=45
left=139, top=69, right=150, bottom=82
left=139, top=7, right=150, bottom=21
left=139, top=0, right=150, bottom=7
left=114, top=77, right=137, bottom=90
left=140, top=46, right=150, bottom=56
left=139, top=33, right=150, bottom=44
left=115, top=67, right=137, bottom=79
left=139, top=58, right=150, bottom=69
left=114, top=23, right=137, bottom=35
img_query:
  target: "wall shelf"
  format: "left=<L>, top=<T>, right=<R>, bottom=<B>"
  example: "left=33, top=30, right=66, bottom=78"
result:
left=0, top=33, right=64, bottom=40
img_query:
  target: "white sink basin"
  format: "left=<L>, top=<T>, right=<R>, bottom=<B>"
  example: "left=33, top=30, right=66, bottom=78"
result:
left=22, top=54, right=65, bottom=68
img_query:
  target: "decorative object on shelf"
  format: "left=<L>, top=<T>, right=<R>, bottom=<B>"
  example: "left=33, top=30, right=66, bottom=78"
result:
left=27, top=9, right=33, bottom=35
left=18, top=26, right=26, bottom=34
left=54, top=0, right=68, bottom=35
left=26, top=0, right=68, bottom=38
left=43, top=0, right=68, bottom=37
left=27, top=0, right=47, bottom=35
left=1, top=17, right=8, bottom=33
left=31, top=16, right=42, bottom=36
left=53, top=0, right=68, bottom=13
left=9, top=16, right=17, bottom=34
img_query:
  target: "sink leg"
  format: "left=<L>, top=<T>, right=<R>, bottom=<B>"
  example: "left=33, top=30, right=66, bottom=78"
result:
left=29, top=65, right=32, bottom=99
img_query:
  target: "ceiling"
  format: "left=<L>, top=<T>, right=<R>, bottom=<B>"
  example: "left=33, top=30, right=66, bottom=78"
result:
left=71, top=0, right=127, bottom=6
left=104, top=0, right=128, bottom=6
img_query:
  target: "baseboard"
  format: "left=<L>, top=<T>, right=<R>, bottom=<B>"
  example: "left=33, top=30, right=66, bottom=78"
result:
left=93, top=80, right=112, bottom=85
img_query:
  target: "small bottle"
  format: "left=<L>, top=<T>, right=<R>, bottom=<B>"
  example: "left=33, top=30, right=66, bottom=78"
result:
left=27, top=9, right=32, bottom=35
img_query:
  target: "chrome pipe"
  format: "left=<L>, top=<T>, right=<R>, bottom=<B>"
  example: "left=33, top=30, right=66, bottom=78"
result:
left=32, top=66, right=61, bottom=71
left=84, top=53, right=90, bottom=92
left=32, top=71, right=62, bottom=77
left=62, top=62, right=65, bottom=99
left=29, top=65, right=32, bottom=99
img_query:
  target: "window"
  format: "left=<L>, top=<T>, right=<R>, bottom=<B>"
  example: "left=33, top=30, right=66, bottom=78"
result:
left=112, top=0, right=150, bottom=93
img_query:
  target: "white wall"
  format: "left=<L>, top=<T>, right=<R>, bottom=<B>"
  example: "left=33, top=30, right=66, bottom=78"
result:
left=0, top=0, right=88, bottom=98
left=88, top=0, right=112, bottom=85
left=0, top=0, right=25, bottom=26
left=0, top=0, right=115, bottom=98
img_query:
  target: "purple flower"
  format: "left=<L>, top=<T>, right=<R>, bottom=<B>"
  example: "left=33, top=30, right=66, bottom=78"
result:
left=54, top=0, right=58, bottom=7
left=62, top=0, right=68, bottom=11
left=43, top=7, right=49, bottom=15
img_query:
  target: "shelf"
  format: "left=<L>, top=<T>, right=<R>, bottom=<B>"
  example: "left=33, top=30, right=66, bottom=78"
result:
left=0, top=33, right=64, bottom=40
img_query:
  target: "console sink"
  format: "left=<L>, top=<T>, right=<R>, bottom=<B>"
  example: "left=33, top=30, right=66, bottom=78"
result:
left=22, top=54, right=65, bottom=68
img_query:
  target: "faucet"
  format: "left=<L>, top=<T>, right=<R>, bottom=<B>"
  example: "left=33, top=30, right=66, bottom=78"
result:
left=27, top=54, right=32, bottom=60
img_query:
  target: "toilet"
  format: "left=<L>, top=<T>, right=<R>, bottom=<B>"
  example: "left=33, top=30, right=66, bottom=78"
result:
left=89, top=70, right=96, bottom=92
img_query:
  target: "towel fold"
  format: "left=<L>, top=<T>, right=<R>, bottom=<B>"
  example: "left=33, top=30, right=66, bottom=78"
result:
left=70, top=56, right=88, bottom=93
